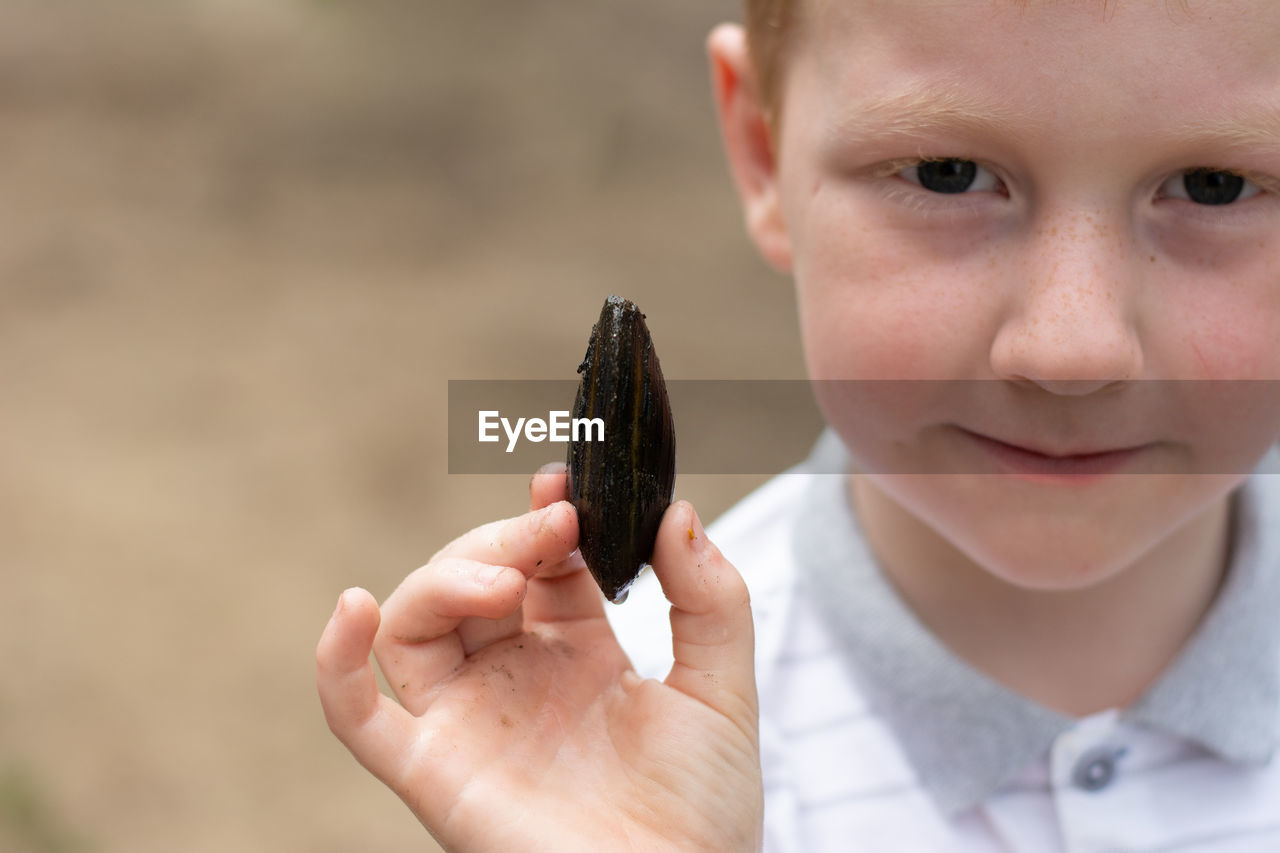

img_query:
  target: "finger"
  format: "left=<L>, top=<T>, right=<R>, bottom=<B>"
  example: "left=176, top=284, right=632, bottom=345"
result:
left=523, top=560, right=608, bottom=624
left=529, top=463, right=590, bottom=583
left=390, top=502, right=577, bottom=647
left=525, top=465, right=605, bottom=622
left=649, top=501, right=759, bottom=733
left=316, top=588, right=418, bottom=792
left=375, top=503, right=576, bottom=714
left=530, top=461, right=570, bottom=512
left=431, top=500, right=578, bottom=573
left=374, top=556, right=530, bottom=712
left=531, top=546, right=589, bottom=580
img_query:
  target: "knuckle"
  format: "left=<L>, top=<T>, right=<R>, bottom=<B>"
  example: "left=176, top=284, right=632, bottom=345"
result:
left=421, top=557, right=475, bottom=590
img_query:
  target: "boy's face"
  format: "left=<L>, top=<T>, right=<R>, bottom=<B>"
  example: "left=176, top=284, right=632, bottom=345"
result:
left=713, top=1, right=1280, bottom=589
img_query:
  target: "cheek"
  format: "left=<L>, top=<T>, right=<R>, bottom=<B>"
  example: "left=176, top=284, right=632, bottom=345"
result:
left=1129, top=261, right=1280, bottom=470
left=794, top=209, right=991, bottom=469
left=1168, top=301, right=1280, bottom=471
left=1147, top=234, right=1280, bottom=380
left=795, top=199, right=982, bottom=381
left=1174, top=297, right=1280, bottom=381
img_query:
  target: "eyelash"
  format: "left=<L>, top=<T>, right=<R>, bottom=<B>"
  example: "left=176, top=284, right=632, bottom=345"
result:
left=873, top=157, right=1276, bottom=223
left=877, top=182, right=991, bottom=224
left=873, top=157, right=1006, bottom=222
left=1154, top=167, right=1275, bottom=228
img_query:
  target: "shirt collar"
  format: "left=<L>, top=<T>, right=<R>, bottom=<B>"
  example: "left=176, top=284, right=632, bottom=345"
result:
left=1127, top=446, right=1280, bottom=763
left=791, top=431, right=1280, bottom=818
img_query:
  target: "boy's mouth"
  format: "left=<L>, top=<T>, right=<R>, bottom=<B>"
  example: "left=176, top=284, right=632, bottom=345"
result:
left=958, top=427, right=1151, bottom=480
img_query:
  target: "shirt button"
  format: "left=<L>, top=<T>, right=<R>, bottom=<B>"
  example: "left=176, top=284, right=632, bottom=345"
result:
left=1072, top=746, right=1124, bottom=792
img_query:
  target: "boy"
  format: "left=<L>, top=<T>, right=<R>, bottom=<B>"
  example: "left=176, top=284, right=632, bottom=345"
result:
left=317, top=1, right=1280, bottom=849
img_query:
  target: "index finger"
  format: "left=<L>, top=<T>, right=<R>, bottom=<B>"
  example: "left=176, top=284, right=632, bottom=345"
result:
left=430, top=500, right=579, bottom=574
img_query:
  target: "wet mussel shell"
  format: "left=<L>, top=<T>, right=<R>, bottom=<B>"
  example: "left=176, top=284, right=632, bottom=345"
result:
left=567, top=295, right=676, bottom=604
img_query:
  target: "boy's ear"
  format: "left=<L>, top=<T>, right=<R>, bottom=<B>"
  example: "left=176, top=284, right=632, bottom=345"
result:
left=706, top=24, right=792, bottom=274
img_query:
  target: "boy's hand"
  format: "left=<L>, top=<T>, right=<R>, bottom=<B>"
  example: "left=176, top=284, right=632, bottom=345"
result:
left=316, top=463, right=763, bottom=853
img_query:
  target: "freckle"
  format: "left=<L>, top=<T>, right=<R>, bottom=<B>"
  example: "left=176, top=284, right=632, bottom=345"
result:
left=1150, top=256, right=1155, bottom=262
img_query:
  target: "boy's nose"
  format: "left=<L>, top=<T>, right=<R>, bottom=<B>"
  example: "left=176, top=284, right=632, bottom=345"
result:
left=988, top=210, right=1145, bottom=394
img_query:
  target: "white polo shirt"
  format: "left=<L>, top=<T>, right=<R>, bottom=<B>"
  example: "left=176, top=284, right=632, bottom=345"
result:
left=607, top=432, right=1280, bottom=852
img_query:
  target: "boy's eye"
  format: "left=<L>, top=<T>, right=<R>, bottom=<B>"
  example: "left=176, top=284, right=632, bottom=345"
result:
left=899, top=158, right=1001, bottom=194
left=1159, top=168, right=1262, bottom=206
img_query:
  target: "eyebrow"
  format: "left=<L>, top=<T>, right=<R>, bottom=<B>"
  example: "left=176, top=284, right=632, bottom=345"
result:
left=824, top=78, right=1280, bottom=157
left=822, top=79, right=1047, bottom=150
left=1166, top=108, right=1280, bottom=153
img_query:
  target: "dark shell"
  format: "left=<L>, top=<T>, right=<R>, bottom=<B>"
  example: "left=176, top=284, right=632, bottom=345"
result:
left=567, top=295, right=676, bottom=604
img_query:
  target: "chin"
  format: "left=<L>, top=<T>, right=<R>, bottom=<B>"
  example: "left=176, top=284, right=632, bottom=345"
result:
left=984, top=555, right=1127, bottom=592
left=955, top=523, right=1144, bottom=593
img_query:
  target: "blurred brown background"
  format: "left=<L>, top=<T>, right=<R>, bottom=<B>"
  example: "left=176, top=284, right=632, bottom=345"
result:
left=0, top=1, right=807, bottom=851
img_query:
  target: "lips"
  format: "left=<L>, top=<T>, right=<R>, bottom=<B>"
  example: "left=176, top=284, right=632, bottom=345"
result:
left=959, top=427, right=1151, bottom=480
left=967, top=430, right=1145, bottom=459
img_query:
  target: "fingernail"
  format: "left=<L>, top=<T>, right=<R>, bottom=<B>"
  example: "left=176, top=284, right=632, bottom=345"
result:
left=332, top=591, right=347, bottom=619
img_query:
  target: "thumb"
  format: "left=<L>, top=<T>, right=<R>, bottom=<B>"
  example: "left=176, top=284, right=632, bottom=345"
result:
left=649, top=500, right=759, bottom=733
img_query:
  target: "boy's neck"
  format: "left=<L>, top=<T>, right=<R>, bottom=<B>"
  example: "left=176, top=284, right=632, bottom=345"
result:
left=848, top=476, right=1235, bottom=718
